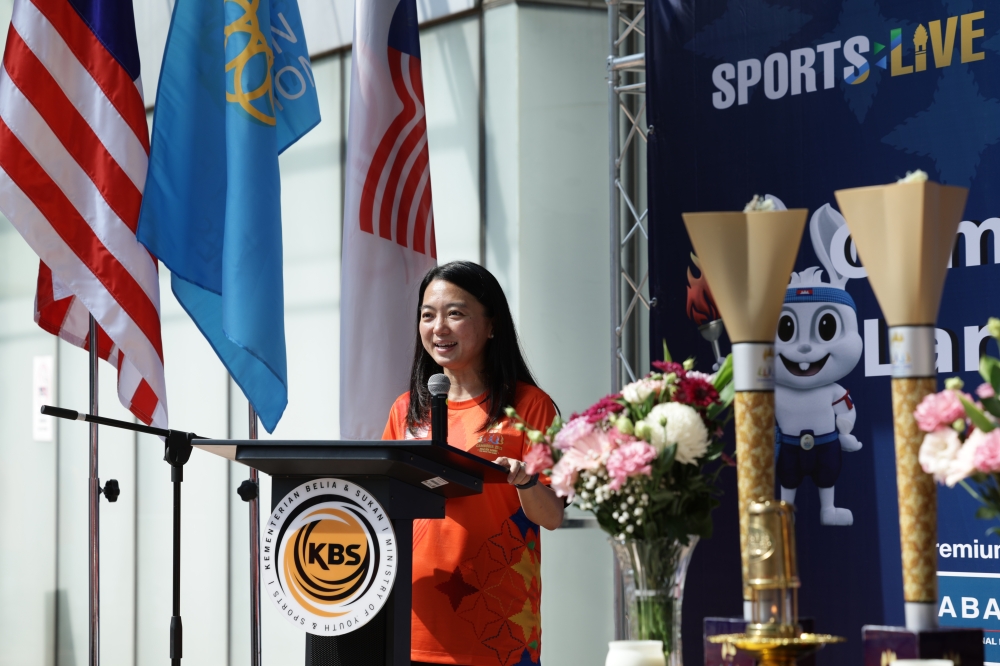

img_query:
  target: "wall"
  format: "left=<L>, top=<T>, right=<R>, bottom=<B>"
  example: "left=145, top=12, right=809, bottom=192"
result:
left=485, top=4, right=615, bottom=662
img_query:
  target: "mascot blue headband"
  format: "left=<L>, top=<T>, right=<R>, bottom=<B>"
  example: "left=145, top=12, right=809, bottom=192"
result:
left=784, top=286, right=857, bottom=312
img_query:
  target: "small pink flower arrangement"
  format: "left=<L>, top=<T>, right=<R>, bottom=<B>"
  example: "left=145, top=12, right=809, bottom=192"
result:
left=508, top=349, right=734, bottom=542
left=917, top=318, right=1000, bottom=526
left=914, top=389, right=970, bottom=433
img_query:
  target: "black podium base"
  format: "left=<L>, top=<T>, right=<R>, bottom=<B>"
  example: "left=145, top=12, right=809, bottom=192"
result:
left=306, top=624, right=384, bottom=666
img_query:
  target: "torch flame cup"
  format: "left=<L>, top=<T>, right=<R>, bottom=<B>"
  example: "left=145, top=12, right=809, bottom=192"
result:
left=682, top=209, right=808, bottom=604
left=834, top=179, right=968, bottom=631
left=834, top=181, right=967, bottom=327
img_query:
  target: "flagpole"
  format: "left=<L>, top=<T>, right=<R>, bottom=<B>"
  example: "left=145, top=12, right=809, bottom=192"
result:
left=88, top=314, right=100, bottom=666
left=248, top=404, right=262, bottom=666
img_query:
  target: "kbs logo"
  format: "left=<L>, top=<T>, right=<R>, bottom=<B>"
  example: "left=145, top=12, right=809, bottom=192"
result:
left=262, top=478, right=397, bottom=636
left=712, top=10, right=987, bottom=109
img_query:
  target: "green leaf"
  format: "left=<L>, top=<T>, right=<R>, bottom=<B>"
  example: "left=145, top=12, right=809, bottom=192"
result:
left=977, top=505, right=999, bottom=520
left=703, top=439, right=726, bottom=461
left=662, top=340, right=672, bottom=363
left=981, top=355, right=1000, bottom=394
left=713, top=354, right=733, bottom=391
left=660, top=442, right=677, bottom=470
left=718, top=381, right=734, bottom=408
left=983, top=396, right=1000, bottom=419
left=959, top=395, right=996, bottom=433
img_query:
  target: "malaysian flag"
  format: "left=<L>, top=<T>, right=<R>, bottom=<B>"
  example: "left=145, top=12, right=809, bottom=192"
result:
left=340, top=0, right=436, bottom=438
left=0, top=0, right=167, bottom=427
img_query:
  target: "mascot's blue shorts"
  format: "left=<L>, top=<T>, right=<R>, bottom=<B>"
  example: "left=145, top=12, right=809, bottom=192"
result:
left=777, top=439, right=841, bottom=489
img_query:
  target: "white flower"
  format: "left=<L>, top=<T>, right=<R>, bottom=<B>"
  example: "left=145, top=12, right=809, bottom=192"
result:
left=945, top=431, right=980, bottom=487
left=919, top=428, right=962, bottom=483
left=626, top=525, right=635, bottom=534
left=634, top=507, right=643, bottom=516
left=644, top=402, right=710, bottom=464
left=743, top=194, right=776, bottom=212
left=898, top=169, right=929, bottom=183
left=627, top=495, right=635, bottom=505
left=621, top=378, right=664, bottom=405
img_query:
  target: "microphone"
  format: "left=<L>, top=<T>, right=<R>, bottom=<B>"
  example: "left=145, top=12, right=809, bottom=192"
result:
left=428, top=374, right=450, bottom=446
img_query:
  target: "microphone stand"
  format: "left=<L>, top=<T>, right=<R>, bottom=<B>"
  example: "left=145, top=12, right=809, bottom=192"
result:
left=42, top=405, right=203, bottom=666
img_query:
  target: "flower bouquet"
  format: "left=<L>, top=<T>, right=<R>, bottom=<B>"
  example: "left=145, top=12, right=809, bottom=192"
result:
left=508, top=348, right=735, bottom=662
left=917, top=318, right=1000, bottom=529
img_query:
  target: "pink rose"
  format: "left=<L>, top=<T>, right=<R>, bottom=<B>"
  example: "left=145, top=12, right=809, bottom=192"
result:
left=550, top=457, right=579, bottom=500
left=973, top=428, right=1000, bottom=473
left=524, top=443, right=554, bottom=476
left=548, top=428, right=622, bottom=500
left=606, top=440, right=657, bottom=490
left=914, top=390, right=969, bottom=433
left=977, top=383, right=997, bottom=400
left=553, top=416, right=594, bottom=451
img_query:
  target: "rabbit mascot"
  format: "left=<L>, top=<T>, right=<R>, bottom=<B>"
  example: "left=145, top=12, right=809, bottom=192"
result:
left=768, top=197, right=864, bottom=526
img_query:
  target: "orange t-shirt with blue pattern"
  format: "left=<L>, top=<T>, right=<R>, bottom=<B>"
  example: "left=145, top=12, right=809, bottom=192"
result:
left=382, top=382, right=556, bottom=666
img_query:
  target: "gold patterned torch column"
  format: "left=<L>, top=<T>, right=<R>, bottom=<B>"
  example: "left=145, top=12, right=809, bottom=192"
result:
left=735, top=391, right=776, bottom=599
left=835, top=177, right=968, bottom=631
left=683, top=208, right=808, bottom=606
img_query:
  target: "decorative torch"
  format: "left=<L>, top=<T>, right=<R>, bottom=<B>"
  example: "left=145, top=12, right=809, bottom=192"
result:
left=686, top=253, right=726, bottom=370
left=682, top=205, right=807, bottom=609
left=834, top=174, right=968, bottom=631
left=709, top=501, right=844, bottom=665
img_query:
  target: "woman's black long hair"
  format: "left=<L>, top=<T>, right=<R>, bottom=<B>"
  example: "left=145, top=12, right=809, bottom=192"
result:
left=406, top=261, right=537, bottom=432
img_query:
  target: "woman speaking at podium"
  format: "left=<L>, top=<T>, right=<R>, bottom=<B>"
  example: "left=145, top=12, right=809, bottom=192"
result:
left=382, top=261, right=564, bottom=666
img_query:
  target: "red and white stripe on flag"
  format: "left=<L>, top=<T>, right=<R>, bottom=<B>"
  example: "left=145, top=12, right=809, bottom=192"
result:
left=0, top=0, right=167, bottom=427
left=340, top=0, right=436, bottom=439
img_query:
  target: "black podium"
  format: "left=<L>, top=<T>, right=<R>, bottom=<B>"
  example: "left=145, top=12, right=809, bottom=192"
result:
left=196, top=438, right=508, bottom=666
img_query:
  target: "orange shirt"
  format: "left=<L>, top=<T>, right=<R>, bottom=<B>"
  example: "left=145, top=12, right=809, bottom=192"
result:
left=382, top=382, right=557, bottom=666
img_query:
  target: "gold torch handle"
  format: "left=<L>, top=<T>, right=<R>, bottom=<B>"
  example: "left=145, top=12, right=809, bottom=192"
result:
left=735, top=391, right=776, bottom=601
left=891, top=377, right=938, bottom=606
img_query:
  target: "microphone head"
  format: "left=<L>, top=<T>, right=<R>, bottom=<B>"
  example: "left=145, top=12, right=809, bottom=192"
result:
left=428, top=374, right=451, bottom=397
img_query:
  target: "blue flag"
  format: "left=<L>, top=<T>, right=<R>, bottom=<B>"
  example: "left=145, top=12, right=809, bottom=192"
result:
left=137, top=0, right=320, bottom=432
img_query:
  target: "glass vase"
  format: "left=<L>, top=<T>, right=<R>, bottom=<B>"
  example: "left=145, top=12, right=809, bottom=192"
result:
left=610, top=536, right=699, bottom=666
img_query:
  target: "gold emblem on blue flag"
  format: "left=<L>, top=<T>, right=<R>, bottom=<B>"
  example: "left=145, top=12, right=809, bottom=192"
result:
left=224, top=0, right=276, bottom=125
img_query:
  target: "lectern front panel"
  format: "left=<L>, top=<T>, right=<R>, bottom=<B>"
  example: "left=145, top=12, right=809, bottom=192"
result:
left=270, top=476, right=434, bottom=666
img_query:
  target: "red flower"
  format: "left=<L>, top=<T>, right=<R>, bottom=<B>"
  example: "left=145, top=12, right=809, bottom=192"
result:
left=674, top=376, right=719, bottom=408
left=652, top=360, right=686, bottom=377
left=572, top=395, right=625, bottom=424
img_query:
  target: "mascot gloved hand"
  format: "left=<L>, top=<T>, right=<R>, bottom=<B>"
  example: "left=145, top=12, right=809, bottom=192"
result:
left=769, top=199, right=864, bottom=527
left=836, top=415, right=862, bottom=452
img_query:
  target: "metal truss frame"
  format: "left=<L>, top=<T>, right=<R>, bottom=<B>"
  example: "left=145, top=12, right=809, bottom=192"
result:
left=607, top=0, right=648, bottom=640
left=608, top=0, right=649, bottom=395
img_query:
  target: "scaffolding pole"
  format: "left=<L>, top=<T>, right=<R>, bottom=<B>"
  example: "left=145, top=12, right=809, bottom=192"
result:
left=607, top=0, right=648, bottom=640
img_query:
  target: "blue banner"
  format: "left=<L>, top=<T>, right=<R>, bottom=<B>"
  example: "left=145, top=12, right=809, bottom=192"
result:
left=646, top=1, right=1000, bottom=663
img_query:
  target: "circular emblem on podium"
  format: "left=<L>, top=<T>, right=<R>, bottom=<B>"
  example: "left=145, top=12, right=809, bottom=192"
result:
left=262, top=478, right=397, bottom=636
